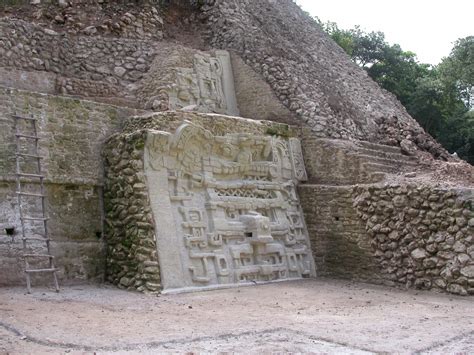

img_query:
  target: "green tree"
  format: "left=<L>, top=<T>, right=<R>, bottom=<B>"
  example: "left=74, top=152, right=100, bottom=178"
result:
left=438, top=110, right=474, bottom=162
left=438, top=36, right=474, bottom=109
left=434, top=36, right=474, bottom=161
left=406, top=75, right=446, bottom=134
left=319, top=20, right=474, bottom=164
left=319, top=21, right=355, bottom=56
left=347, top=27, right=386, bottom=68
left=368, top=45, right=431, bottom=106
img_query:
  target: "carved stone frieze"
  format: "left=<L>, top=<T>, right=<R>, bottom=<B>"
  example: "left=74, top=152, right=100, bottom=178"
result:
left=145, top=122, right=315, bottom=291
left=166, top=50, right=240, bottom=116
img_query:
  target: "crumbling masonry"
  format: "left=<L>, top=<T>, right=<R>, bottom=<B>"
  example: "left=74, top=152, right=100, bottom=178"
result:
left=0, top=0, right=472, bottom=295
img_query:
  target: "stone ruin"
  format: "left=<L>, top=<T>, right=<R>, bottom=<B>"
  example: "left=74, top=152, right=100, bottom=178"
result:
left=0, top=0, right=472, bottom=295
left=104, top=114, right=314, bottom=292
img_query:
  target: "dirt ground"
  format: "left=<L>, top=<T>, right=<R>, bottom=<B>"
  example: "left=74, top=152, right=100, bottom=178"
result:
left=0, top=278, right=473, bottom=354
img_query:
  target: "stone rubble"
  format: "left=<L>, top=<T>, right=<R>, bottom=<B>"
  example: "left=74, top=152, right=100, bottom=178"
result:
left=353, top=185, right=474, bottom=295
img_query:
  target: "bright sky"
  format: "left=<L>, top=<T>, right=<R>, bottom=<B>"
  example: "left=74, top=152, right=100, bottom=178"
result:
left=295, top=0, right=473, bottom=65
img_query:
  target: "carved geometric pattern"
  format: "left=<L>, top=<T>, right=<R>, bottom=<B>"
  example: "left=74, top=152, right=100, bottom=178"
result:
left=215, top=188, right=274, bottom=199
left=289, top=138, right=308, bottom=182
left=145, top=122, right=316, bottom=291
left=166, top=50, right=239, bottom=116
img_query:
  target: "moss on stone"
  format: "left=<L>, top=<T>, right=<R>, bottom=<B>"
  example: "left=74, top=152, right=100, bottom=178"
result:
left=265, top=124, right=292, bottom=138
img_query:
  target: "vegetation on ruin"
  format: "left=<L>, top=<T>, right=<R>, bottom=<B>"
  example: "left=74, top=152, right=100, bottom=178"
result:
left=319, top=21, right=474, bottom=164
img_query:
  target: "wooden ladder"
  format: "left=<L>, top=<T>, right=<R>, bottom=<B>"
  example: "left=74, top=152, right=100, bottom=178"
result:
left=13, top=113, right=59, bottom=293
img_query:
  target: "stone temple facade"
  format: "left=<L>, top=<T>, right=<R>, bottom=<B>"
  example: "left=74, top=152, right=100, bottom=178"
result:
left=104, top=113, right=314, bottom=292
left=0, top=0, right=473, bottom=295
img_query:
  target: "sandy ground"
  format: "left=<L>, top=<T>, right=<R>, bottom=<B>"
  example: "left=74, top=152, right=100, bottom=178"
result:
left=0, top=278, right=473, bottom=354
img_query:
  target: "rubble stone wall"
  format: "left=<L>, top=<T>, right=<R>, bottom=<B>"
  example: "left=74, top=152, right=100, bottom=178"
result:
left=197, top=0, right=449, bottom=160
left=230, top=54, right=296, bottom=124
left=103, top=131, right=161, bottom=293
left=299, top=183, right=474, bottom=295
left=0, top=19, right=157, bottom=98
left=0, top=86, right=140, bottom=285
left=353, top=185, right=474, bottom=295
left=0, top=2, right=164, bottom=40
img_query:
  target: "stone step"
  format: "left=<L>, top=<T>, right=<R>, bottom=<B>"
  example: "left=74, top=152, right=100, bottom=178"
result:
left=355, top=147, right=417, bottom=163
left=351, top=153, right=419, bottom=168
left=369, top=172, right=386, bottom=183
left=363, top=162, right=399, bottom=174
left=356, top=140, right=405, bottom=155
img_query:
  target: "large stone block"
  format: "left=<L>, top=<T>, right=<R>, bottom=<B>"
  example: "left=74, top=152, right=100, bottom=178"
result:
left=104, top=112, right=315, bottom=293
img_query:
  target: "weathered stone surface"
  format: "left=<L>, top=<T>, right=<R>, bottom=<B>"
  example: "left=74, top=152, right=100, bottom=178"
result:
left=0, top=88, right=139, bottom=286
left=460, top=266, right=474, bottom=278
left=197, top=0, right=451, bottom=159
left=0, top=19, right=157, bottom=100
left=0, top=0, right=472, bottom=298
left=447, top=284, right=467, bottom=296
left=411, top=249, right=427, bottom=260
left=350, top=184, right=474, bottom=295
left=165, top=50, right=239, bottom=116
left=400, top=139, right=417, bottom=156
left=105, top=112, right=313, bottom=292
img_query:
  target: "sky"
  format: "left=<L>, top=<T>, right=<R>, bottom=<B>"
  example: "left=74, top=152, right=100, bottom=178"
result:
left=295, top=0, right=473, bottom=65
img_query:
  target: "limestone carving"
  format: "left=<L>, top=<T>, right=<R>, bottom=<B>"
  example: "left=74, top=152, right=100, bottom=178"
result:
left=289, top=138, right=308, bottom=182
left=167, top=51, right=239, bottom=116
left=145, top=122, right=315, bottom=291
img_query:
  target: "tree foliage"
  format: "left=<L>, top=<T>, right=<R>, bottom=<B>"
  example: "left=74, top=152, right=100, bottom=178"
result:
left=318, top=19, right=474, bottom=164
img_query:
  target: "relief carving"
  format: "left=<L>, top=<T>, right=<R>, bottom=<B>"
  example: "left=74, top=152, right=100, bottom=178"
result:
left=166, top=51, right=240, bottom=116
left=289, top=138, right=308, bottom=182
left=145, top=122, right=315, bottom=291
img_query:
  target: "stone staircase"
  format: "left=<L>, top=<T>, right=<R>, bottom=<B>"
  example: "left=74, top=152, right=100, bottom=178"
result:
left=301, top=137, right=421, bottom=186
left=350, top=141, right=419, bottom=183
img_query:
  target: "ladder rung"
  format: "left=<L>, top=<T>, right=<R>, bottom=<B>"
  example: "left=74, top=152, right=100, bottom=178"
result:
left=20, top=217, right=49, bottom=221
left=23, top=254, right=54, bottom=259
left=15, top=134, right=39, bottom=140
left=16, top=192, right=45, bottom=197
left=12, top=115, right=38, bottom=121
left=25, top=268, right=57, bottom=273
left=16, top=153, right=43, bottom=159
left=22, top=237, right=50, bottom=242
left=17, top=173, right=45, bottom=179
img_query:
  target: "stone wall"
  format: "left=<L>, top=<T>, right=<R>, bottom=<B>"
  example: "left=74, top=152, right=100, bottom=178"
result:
left=121, top=111, right=299, bottom=138
left=353, top=185, right=474, bottom=295
left=0, top=19, right=157, bottom=99
left=0, top=0, right=454, bottom=159
left=299, top=185, right=383, bottom=282
left=196, top=0, right=450, bottom=160
left=103, top=131, right=160, bottom=293
left=0, top=86, right=140, bottom=286
left=103, top=111, right=311, bottom=293
left=0, top=2, right=164, bottom=40
left=137, top=45, right=241, bottom=116
left=0, top=68, right=57, bottom=94
left=299, top=182, right=474, bottom=295
left=230, top=54, right=297, bottom=124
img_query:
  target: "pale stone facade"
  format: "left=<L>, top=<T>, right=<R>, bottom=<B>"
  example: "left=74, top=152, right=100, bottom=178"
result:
left=166, top=51, right=239, bottom=116
left=144, top=122, right=314, bottom=292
